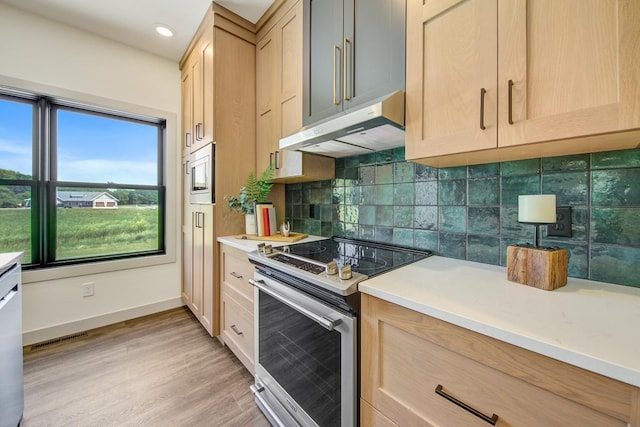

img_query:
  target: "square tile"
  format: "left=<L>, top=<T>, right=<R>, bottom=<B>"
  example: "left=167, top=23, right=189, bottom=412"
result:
left=501, top=159, right=540, bottom=176
left=394, top=162, right=415, bottom=183
left=468, top=178, right=499, bottom=206
left=415, top=181, right=438, bottom=205
left=359, top=165, right=375, bottom=185
left=376, top=163, right=393, bottom=184
left=439, top=232, right=466, bottom=259
left=541, top=172, right=588, bottom=206
left=467, top=235, right=500, bottom=265
left=468, top=162, right=499, bottom=178
left=360, top=185, right=377, bottom=205
left=393, top=183, right=415, bottom=205
left=393, top=147, right=406, bottom=161
left=468, top=207, right=500, bottom=235
left=375, top=205, right=394, bottom=227
left=541, top=154, right=589, bottom=172
left=393, top=228, right=414, bottom=247
left=414, top=206, right=438, bottom=230
left=590, top=245, right=640, bottom=287
left=415, top=164, right=438, bottom=181
left=438, top=166, right=467, bottom=180
left=439, top=206, right=466, bottom=233
left=591, top=148, right=640, bottom=169
left=374, top=226, right=393, bottom=243
left=500, top=206, right=531, bottom=239
left=591, top=208, right=640, bottom=247
left=359, top=224, right=375, bottom=240
left=415, top=230, right=438, bottom=251
left=358, top=205, right=376, bottom=225
left=394, top=206, right=414, bottom=228
left=376, top=184, right=394, bottom=205
left=591, top=169, right=640, bottom=207
left=439, top=179, right=466, bottom=206
left=501, top=175, right=540, bottom=206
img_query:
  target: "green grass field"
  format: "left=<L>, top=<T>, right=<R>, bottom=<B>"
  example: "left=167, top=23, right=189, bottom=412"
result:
left=0, top=206, right=160, bottom=263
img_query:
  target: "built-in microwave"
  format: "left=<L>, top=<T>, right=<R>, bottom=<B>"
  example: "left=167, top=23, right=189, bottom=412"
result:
left=187, top=143, right=215, bottom=204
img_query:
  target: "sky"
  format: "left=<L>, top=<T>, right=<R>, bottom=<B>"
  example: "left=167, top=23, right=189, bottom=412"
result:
left=0, top=98, right=159, bottom=185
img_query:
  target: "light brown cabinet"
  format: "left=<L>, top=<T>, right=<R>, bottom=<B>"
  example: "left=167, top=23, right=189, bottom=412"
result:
left=256, top=0, right=334, bottom=183
left=219, top=243, right=255, bottom=373
left=406, top=0, right=640, bottom=167
left=181, top=28, right=214, bottom=156
left=361, top=294, right=640, bottom=427
left=180, top=4, right=256, bottom=336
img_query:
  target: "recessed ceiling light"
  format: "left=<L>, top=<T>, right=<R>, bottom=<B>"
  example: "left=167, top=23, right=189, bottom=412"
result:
left=154, top=24, right=174, bottom=38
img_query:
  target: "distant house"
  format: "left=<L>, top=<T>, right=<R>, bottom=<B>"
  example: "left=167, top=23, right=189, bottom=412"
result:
left=56, top=191, right=119, bottom=209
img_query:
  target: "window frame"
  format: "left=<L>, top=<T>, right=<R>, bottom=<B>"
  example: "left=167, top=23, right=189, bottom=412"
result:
left=0, top=80, right=177, bottom=283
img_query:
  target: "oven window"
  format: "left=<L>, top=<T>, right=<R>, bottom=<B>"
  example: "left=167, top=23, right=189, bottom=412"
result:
left=259, top=292, right=341, bottom=426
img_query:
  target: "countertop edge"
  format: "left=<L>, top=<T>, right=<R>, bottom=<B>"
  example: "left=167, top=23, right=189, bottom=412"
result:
left=217, top=235, right=327, bottom=252
left=0, top=252, right=24, bottom=270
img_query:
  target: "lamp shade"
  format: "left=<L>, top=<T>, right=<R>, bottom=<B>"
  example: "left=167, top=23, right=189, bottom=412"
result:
left=518, top=195, right=556, bottom=223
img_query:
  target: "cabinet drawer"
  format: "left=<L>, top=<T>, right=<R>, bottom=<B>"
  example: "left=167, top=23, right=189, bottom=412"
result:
left=362, top=295, right=636, bottom=427
left=221, top=291, right=254, bottom=374
left=221, top=245, right=254, bottom=303
left=360, top=399, right=398, bottom=427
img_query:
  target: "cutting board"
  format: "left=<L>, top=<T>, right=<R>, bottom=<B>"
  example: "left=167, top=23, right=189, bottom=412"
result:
left=234, top=232, right=309, bottom=243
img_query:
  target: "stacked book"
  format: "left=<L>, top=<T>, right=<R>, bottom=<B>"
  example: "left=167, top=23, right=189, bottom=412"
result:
left=254, top=202, right=277, bottom=237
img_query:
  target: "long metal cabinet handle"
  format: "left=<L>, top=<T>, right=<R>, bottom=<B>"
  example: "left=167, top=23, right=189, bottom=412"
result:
left=230, top=324, right=243, bottom=336
left=0, top=287, right=18, bottom=311
left=508, top=79, right=514, bottom=125
left=480, top=88, right=487, bottom=130
left=274, top=150, right=280, bottom=170
left=435, top=384, right=499, bottom=425
left=185, top=160, right=190, bottom=175
left=251, top=384, right=288, bottom=427
left=333, top=45, right=341, bottom=106
left=185, top=132, right=191, bottom=148
left=230, top=271, right=243, bottom=279
left=249, top=279, right=341, bottom=331
left=195, top=123, right=203, bottom=140
left=343, top=38, right=351, bottom=101
left=269, top=152, right=274, bottom=170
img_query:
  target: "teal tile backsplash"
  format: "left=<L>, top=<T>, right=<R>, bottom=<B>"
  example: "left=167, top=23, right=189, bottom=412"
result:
left=284, top=147, right=640, bottom=288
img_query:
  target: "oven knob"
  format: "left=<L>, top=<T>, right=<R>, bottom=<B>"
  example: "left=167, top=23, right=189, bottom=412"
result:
left=339, top=265, right=352, bottom=280
left=326, top=261, right=338, bottom=275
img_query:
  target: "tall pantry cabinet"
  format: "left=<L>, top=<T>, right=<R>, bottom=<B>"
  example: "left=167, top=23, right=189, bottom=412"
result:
left=180, top=4, right=256, bottom=336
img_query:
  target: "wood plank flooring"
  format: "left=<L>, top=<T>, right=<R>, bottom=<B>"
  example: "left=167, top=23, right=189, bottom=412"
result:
left=21, top=307, right=270, bottom=427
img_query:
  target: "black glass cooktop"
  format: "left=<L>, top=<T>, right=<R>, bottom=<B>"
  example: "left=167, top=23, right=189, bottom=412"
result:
left=273, top=236, right=432, bottom=277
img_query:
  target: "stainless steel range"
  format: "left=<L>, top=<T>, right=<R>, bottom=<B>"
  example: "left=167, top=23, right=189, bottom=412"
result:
left=247, top=237, right=432, bottom=426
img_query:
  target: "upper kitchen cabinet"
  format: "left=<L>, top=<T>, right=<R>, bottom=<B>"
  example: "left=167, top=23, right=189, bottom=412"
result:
left=406, top=0, right=640, bottom=167
left=303, top=0, right=406, bottom=125
left=256, top=0, right=335, bottom=182
left=181, top=28, right=214, bottom=155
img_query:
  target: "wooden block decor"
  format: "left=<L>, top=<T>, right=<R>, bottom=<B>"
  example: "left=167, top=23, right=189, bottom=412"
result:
left=507, top=245, right=568, bottom=290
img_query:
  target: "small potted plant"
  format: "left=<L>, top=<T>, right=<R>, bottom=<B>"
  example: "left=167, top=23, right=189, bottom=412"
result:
left=225, top=167, right=274, bottom=234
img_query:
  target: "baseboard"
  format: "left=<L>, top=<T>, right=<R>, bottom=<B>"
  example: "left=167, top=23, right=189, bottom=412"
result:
left=22, top=297, right=184, bottom=346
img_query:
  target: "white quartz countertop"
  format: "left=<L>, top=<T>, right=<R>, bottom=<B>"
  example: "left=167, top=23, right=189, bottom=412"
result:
left=0, top=252, right=23, bottom=270
left=217, top=234, right=328, bottom=252
left=359, top=256, right=640, bottom=388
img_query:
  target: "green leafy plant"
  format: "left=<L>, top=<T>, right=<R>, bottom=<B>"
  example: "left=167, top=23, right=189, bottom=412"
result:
left=225, top=167, right=274, bottom=215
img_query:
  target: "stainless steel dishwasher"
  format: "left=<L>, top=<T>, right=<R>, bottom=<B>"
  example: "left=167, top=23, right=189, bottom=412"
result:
left=0, top=261, right=23, bottom=427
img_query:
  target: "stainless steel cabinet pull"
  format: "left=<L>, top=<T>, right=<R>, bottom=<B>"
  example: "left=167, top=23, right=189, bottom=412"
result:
left=195, top=123, right=203, bottom=140
left=185, top=160, right=190, bottom=175
left=185, top=132, right=191, bottom=148
left=274, top=150, right=280, bottom=170
left=480, top=88, right=487, bottom=130
left=195, top=212, right=204, bottom=228
left=230, top=324, right=243, bottom=336
left=343, top=38, right=351, bottom=101
left=508, top=79, right=514, bottom=125
left=333, top=45, right=341, bottom=106
left=269, top=152, right=274, bottom=170
left=435, top=384, right=499, bottom=425
left=249, top=279, right=341, bottom=331
left=230, top=272, right=243, bottom=279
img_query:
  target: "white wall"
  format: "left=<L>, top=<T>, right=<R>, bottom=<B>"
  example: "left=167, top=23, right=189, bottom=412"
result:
left=0, top=3, right=184, bottom=345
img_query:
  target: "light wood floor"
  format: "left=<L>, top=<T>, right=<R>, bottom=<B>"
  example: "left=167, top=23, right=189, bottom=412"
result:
left=21, top=307, right=270, bottom=427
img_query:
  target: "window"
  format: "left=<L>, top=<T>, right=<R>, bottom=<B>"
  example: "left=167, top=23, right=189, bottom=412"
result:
left=0, top=90, right=165, bottom=268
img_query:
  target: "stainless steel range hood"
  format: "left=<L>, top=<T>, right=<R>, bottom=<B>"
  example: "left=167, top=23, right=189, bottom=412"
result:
left=279, top=91, right=405, bottom=158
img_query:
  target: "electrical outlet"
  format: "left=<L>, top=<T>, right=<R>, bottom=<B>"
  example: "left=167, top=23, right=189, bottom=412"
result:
left=82, top=282, right=95, bottom=297
left=547, top=207, right=572, bottom=237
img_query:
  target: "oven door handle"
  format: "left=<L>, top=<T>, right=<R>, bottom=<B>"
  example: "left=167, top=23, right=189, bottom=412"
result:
left=249, top=279, right=342, bottom=331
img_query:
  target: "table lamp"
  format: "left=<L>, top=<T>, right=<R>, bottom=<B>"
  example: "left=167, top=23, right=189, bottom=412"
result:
left=507, top=194, right=568, bottom=290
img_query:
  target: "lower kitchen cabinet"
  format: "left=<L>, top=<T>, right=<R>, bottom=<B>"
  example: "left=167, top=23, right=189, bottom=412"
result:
left=219, top=243, right=255, bottom=373
left=361, top=294, right=640, bottom=427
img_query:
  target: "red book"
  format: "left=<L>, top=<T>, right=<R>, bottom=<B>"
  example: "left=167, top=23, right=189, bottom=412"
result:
left=263, top=207, right=271, bottom=236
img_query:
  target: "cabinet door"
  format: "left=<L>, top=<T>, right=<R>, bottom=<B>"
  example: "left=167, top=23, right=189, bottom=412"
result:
left=405, top=0, right=497, bottom=160
left=279, top=1, right=303, bottom=139
left=191, top=29, right=214, bottom=153
left=181, top=69, right=193, bottom=157
left=498, top=0, right=640, bottom=147
left=257, top=27, right=277, bottom=175
left=303, top=0, right=345, bottom=125
left=181, top=173, right=193, bottom=307
left=191, top=207, right=214, bottom=335
left=343, top=0, right=405, bottom=111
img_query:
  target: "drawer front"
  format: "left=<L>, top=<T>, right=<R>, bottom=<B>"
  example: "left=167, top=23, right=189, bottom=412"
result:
left=362, top=295, right=629, bottom=427
left=221, top=291, right=254, bottom=374
left=361, top=399, right=398, bottom=427
left=222, top=247, right=254, bottom=303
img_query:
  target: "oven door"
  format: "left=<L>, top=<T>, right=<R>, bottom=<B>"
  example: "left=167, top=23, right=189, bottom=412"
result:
left=188, top=142, right=214, bottom=204
left=250, top=272, right=356, bottom=427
